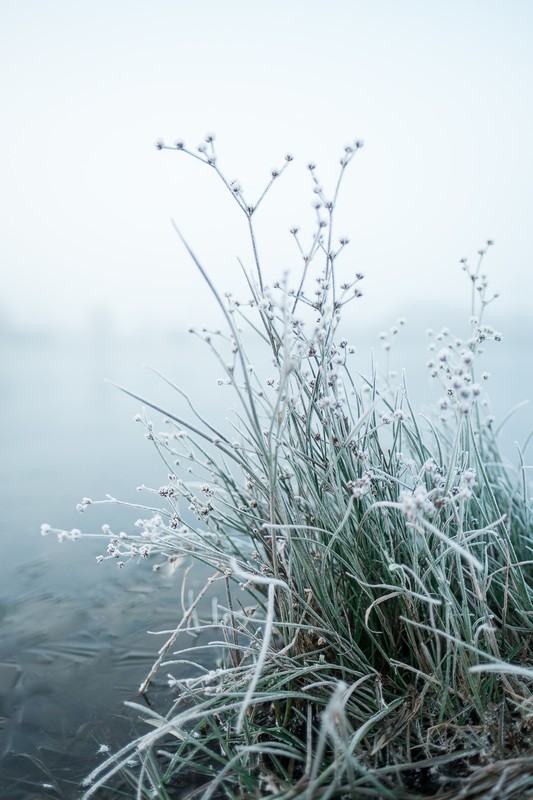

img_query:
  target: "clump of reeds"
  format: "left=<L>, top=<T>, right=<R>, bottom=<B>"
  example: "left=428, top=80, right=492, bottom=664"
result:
left=45, top=137, right=533, bottom=799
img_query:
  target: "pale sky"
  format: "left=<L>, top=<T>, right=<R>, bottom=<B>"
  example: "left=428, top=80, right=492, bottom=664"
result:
left=1, top=0, right=532, bottom=334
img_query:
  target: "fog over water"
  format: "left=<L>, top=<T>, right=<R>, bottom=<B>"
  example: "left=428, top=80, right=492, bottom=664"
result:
left=4, top=303, right=531, bottom=569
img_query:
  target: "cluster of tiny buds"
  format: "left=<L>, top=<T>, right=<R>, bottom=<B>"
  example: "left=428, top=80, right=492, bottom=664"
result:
left=423, top=320, right=500, bottom=418
left=41, top=524, right=82, bottom=541
left=339, top=139, right=365, bottom=166
left=459, top=240, right=494, bottom=264
left=397, top=461, right=478, bottom=517
left=96, top=539, right=151, bottom=567
left=426, top=325, right=500, bottom=351
left=380, top=409, right=406, bottom=425
left=75, top=497, right=92, bottom=513
left=399, top=486, right=435, bottom=518
left=159, top=484, right=177, bottom=498
left=440, top=365, right=484, bottom=418
left=317, top=393, right=343, bottom=411
left=378, top=318, right=407, bottom=351
left=347, top=471, right=374, bottom=500
left=156, top=133, right=214, bottom=152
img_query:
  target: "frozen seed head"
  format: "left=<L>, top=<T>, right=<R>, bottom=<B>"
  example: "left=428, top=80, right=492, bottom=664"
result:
left=400, top=486, right=432, bottom=517
left=348, top=482, right=367, bottom=500
left=460, top=468, right=476, bottom=487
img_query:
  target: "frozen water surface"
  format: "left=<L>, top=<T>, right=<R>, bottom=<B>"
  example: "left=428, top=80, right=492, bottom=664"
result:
left=1, top=331, right=217, bottom=798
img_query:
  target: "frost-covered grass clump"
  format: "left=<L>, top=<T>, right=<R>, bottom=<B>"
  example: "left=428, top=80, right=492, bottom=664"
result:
left=45, top=138, right=533, bottom=799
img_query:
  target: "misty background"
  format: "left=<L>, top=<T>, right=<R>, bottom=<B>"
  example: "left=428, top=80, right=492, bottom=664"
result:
left=0, top=3, right=532, bottom=795
left=1, top=1, right=533, bottom=333
left=2, top=0, right=531, bottom=507
left=1, top=0, right=532, bottom=573
left=2, top=0, right=532, bottom=589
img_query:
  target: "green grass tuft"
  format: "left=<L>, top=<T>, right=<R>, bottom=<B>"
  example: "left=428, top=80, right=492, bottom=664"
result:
left=48, top=137, right=533, bottom=799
